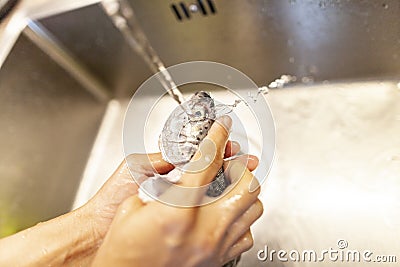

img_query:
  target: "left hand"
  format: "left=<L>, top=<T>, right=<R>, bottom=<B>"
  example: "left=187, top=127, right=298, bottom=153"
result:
left=0, top=141, right=241, bottom=267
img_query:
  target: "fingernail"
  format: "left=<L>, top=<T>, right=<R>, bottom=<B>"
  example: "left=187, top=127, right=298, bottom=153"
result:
left=217, top=115, right=232, bottom=131
left=249, top=177, right=261, bottom=193
left=248, top=155, right=259, bottom=164
left=231, top=140, right=240, bottom=151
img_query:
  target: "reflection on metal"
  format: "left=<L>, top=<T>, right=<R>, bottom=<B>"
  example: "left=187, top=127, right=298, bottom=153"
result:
left=38, top=0, right=400, bottom=96
left=0, top=31, right=106, bottom=236
left=0, top=9, right=26, bottom=68
left=24, top=21, right=110, bottom=102
left=73, top=100, right=124, bottom=208
left=0, top=0, right=102, bottom=68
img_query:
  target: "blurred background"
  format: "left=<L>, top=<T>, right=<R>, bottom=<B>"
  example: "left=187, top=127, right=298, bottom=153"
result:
left=0, top=0, right=399, bottom=266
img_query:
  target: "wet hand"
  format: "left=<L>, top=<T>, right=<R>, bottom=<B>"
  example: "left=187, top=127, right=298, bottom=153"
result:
left=83, top=138, right=241, bottom=240
left=91, top=116, right=263, bottom=267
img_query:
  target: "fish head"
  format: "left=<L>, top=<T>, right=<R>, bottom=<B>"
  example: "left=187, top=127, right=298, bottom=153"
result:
left=186, top=91, right=216, bottom=121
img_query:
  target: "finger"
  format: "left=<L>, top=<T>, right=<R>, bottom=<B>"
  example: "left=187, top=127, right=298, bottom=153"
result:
left=224, top=140, right=240, bottom=158
left=223, top=200, right=263, bottom=250
left=230, top=154, right=259, bottom=172
left=92, top=160, right=141, bottom=203
left=203, top=159, right=260, bottom=225
left=158, top=116, right=231, bottom=207
left=224, top=157, right=261, bottom=194
left=224, top=231, right=254, bottom=264
left=180, top=115, right=232, bottom=187
left=126, top=153, right=174, bottom=175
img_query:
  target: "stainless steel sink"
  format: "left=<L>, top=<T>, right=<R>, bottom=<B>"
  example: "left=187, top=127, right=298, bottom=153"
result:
left=0, top=1, right=399, bottom=266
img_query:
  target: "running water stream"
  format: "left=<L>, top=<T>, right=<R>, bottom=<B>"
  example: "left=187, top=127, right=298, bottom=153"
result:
left=102, top=2, right=241, bottom=266
left=101, top=0, right=185, bottom=104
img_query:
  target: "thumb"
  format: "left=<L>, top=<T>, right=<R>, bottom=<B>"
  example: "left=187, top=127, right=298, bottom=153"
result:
left=157, top=116, right=232, bottom=207
left=126, top=153, right=174, bottom=175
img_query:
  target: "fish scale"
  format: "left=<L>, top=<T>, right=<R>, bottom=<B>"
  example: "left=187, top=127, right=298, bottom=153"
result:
left=160, top=91, right=230, bottom=197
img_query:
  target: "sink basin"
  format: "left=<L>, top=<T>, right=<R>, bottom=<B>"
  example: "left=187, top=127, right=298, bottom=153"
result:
left=74, top=80, right=400, bottom=267
left=0, top=1, right=399, bottom=266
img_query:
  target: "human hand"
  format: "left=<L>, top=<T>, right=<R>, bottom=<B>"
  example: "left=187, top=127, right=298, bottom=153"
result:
left=82, top=139, right=242, bottom=240
left=0, top=117, right=245, bottom=267
left=91, top=116, right=263, bottom=267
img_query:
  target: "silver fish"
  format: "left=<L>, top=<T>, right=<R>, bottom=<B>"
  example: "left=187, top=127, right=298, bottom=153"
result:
left=159, top=91, right=230, bottom=197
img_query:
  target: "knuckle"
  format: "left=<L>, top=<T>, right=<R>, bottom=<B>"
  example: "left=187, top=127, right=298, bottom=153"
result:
left=250, top=175, right=261, bottom=190
left=244, top=235, right=254, bottom=251
left=256, top=199, right=264, bottom=214
left=235, top=231, right=254, bottom=254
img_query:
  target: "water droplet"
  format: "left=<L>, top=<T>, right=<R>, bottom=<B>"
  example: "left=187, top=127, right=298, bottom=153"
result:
left=21, top=235, right=26, bottom=239
left=259, top=86, right=269, bottom=94
left=121, top=209, right=127, bottom=214
left=382, top=3, right=389, bottom=9
left=268, top=75, right=297, bottom=89
left=215, top=100, right=243, bottom=116
left=114, top=16, right=127, bottom=28
left=42, top=248, right=48, bottom=255
left=189, top=4, right=198, bottom=12
left=289, top=57, right=295, bottom=63
left=301, top=76, right=314, bottom=84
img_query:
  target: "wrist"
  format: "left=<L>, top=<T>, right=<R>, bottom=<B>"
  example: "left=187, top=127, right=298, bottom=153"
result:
left=61, top=206, right=104, bottom=265
left=0, top=206, right=103, bottom=267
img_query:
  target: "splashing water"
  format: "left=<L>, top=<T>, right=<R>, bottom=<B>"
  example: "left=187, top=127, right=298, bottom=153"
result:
left=247, top=86, right=270, bottom=103
left=248, top=75, right=298, bottom=103
left=268, top=74, right=297, bottom=88
left=215, top=99, right=244, bottom=116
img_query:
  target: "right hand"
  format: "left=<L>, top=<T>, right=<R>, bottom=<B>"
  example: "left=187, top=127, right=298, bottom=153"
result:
left=91, top=116, right=263, bottom=267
